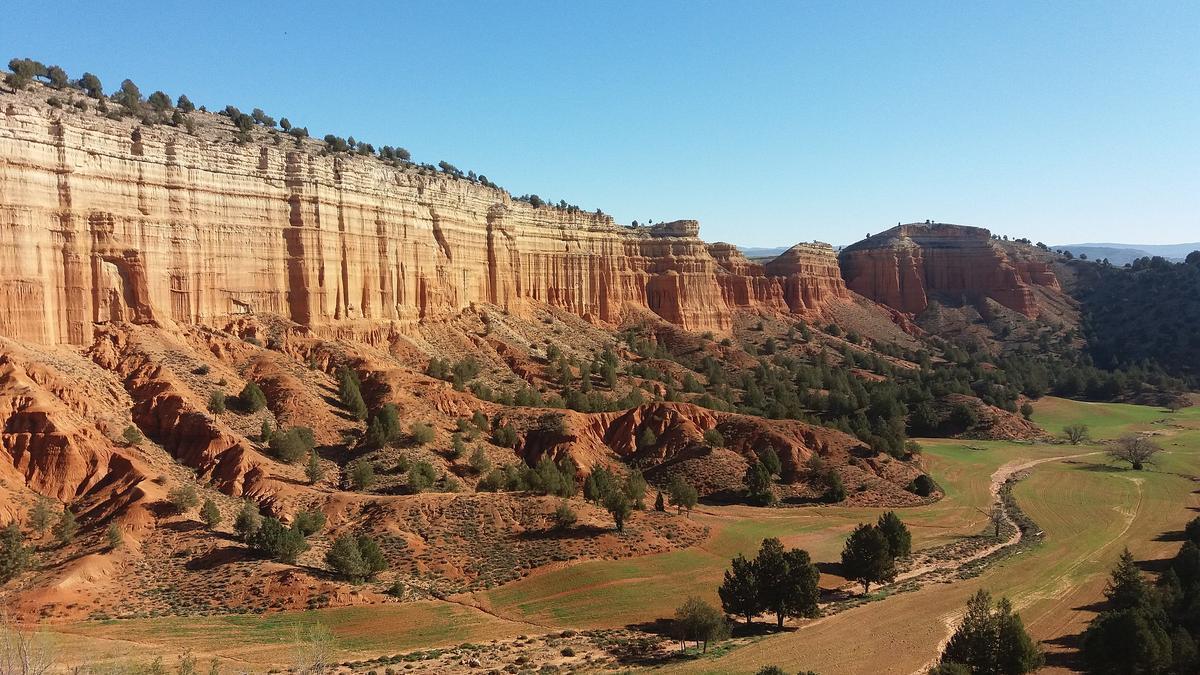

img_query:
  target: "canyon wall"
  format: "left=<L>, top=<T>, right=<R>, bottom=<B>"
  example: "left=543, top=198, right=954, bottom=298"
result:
left=0, top=97, right=839, bottom=346
left=838, top=223, right=1061, bottom=318
left=0, top=94, right=1062, bottom=345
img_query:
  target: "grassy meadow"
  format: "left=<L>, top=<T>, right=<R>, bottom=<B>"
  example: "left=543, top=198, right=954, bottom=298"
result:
left=49, top=397, right=1200, bottom=672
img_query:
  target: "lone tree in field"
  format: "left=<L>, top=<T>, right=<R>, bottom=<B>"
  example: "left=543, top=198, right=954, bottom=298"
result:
left=940, top=589, right=1043, bottom=674
left=673, top=596, right=729, bottom=653
left=753, top=537, right=820, bottom=628
left=840, top=523, right=895, bottom=594
left=1063, top=423, right=1090, bottom=445
left=1109, top=434, right=1161, bottom=470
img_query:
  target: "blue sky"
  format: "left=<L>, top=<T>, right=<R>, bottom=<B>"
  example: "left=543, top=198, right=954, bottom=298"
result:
left=5, top=1, right=1197, bottom=246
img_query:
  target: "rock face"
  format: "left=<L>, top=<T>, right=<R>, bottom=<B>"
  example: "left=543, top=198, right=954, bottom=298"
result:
left=838, top=223, right=1062, bottom=318
left=763, top=242, right=852, bottom=313
left=0, top=97, right=854, bottom=345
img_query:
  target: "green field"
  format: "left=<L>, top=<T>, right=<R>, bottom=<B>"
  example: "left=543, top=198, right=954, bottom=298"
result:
left=50, top=397, right=1200, bottom=672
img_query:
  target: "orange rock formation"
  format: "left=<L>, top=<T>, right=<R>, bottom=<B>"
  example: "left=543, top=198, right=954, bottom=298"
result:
left=0, top=100, right=858, bottom=345
left=838, top=222, right=1061, bottom=318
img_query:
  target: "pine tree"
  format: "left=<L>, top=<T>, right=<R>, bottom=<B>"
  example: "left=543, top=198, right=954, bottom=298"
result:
left=0, top=523, right=31, bottom=582
left=623, top=469, right=648, bottom=509
left=28, top=497, right=53, bottom=537
left=876, top=511, right=912, bottom=557
left=995, top=597, right=1044, bottom=673
left=233, top=501, right=261, bottom=542
left=718, top=553, right=759, bottom=624
left=604, top=490, right=632, bottom=531
left=744, top=461, right=774, bottom=506
left=752, top=538, right=820, bottom=628
left=668, top=476, right=698, bottom=516
left=1104, top=548, right=1149, bottom=610
left=53, top=508, right=78, bottom=546
left=840, top=523, right=895, bottom=594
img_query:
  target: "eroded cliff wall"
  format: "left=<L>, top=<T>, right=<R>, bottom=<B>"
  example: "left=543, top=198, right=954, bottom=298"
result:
left=838, top=222, right=1061, bottom=318
left=1, top=97, right=836, bottom=345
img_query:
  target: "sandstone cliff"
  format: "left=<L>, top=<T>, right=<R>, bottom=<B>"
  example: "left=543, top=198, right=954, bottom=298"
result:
left=838, top=222, right=1062, bottom=318
left=0, top=94, right=858, bottom=346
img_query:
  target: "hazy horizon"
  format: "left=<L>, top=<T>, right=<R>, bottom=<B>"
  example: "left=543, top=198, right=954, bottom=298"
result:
left=5, top=2, right=1196, bottom=247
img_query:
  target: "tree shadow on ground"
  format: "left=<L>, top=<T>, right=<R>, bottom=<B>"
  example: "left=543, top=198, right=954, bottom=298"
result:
left=160, top=520, right=206, bottom=534
left=1041, top=634, right=1085, bottom=670
left=1135, top=556, right=1174, bottom=574
left=1154, top=529, right=1186, bottom=542
left=1072, top=462, right=1125, bottom=473
left=517, top=524, right=612, bottom=541
left=186, top=545, right=250, bottom=571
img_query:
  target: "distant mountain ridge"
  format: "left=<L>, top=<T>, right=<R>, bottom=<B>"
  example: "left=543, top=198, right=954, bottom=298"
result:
left=1052, top=242, right=1200, bottom=265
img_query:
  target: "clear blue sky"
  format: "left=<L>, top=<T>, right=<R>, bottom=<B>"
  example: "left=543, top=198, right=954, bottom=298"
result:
left=5, top=1, right=1197, bottom=246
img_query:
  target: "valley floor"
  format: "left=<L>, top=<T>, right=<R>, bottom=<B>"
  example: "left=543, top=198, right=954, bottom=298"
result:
left=38, top=398, right=1200, bottom=673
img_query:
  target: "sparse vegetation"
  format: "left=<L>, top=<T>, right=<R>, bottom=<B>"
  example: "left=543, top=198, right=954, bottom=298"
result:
left=325, top=534, right=387, bottom=582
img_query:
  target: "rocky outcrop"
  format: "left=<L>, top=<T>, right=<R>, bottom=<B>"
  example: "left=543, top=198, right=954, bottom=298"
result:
left=0, top=94, right=859, bottom=344
left=838, top=223, right=1062, bottom=318
left=762, top=242, right=852, bottom=314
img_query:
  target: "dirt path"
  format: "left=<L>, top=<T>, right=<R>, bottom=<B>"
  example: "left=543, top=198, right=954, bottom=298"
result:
left=893, top=451, right=1102, bottom=585
left=906, top=451, right=1103, bottom=675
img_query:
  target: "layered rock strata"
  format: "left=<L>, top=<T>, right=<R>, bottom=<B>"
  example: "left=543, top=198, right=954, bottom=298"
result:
left=838, top=223, right=1061, bottom=318
left=0, top=98, right=856, bottom=345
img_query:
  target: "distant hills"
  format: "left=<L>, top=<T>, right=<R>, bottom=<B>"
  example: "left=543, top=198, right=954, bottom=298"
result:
left=739, top=242, right=1200, bottom=266
left=737, top=246, right=792, bottom=259
left=1051, top=242, right=1200, bottom=266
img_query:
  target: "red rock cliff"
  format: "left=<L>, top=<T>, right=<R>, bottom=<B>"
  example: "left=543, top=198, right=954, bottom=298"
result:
left=838, top=223, right=1061, bottom=318
left=0, top=95, right=844, bottom=344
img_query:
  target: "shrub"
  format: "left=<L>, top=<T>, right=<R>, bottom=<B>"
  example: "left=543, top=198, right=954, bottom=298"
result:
left=492, top=423, right=518, bottom=448
left=349, top=460, right=376, bottom=491
left=407, top=461, right=437, bottom=492
left=106, top=523, right=122, bottom=551
left=207, top=391, right=227, bottom=414
left=168, top=484, right=200, bottom=513
left=292, top=510, right=326, bottom=537
left=200, top=499, right=222, bottom=529
left=703, top=428, right=725, bottom=447
left=908, top=474, right=937, bottom=497
left=325, top=534, right=388, bottom=581
left=305, top=450, right=324, bottom=485
left=234, top=501, right=262, bottom=542
left=238, top=381, right=268, bottom=412
left=269, top=427, right=315, bottom=463
left=553, top=502, right=577, bottom=529
left=122, top=425, right=143, bottom=446
left=410, top=422, right=435, bottom=445
left=249, top=517, right=309, bottom=563
left=469, top=447, right=492, bottom=475
left=53, top=509, right=77, bottom=545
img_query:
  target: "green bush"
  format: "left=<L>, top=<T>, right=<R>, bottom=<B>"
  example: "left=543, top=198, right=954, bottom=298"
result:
left=238, top=381, right=268, bottom=412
